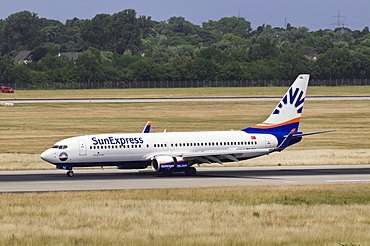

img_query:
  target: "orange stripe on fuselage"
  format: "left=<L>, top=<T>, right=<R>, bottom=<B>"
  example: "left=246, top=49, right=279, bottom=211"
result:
left=249, top=117, right=300, bottom=129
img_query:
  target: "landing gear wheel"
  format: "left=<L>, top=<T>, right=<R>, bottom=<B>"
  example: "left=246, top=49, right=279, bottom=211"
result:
left=185, top=167, right=197, bottom=176
left=66, top=170, right=74, bottom=177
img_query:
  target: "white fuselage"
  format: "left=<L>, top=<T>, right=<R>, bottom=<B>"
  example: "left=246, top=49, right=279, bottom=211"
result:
left=40, top=130, right=278, bottom=168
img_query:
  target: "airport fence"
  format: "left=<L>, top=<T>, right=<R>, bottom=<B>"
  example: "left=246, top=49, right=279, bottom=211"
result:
left=7, top=78, right=370, bottom=90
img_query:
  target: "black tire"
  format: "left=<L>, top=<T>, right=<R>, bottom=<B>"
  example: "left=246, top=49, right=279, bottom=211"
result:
left=66, top=170, right=74, bottom=177
left=185, top=167, right=197, bottom=176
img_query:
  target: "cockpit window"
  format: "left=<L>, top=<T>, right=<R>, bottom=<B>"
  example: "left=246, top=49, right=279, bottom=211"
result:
left=55, top=145, right=68, bottom=149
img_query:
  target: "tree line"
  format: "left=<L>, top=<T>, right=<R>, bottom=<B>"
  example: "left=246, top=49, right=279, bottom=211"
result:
left=1, top=9, right=370, bottom=87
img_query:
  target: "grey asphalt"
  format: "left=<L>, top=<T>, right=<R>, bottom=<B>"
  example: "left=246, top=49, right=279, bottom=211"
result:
left=1, top=165, right=369, bottom=193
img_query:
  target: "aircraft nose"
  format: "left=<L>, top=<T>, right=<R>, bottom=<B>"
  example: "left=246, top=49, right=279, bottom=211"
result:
left=40, top=149, right=55, bottom=163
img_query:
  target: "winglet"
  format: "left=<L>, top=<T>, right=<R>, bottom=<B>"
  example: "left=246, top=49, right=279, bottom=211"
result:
left=142, top=120, right=152, bottom=133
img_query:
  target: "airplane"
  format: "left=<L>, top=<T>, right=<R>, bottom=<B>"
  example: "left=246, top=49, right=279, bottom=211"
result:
left=40, top=74, right=335, bottom=177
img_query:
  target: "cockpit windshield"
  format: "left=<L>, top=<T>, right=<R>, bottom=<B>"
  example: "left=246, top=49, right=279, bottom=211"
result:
left=52, top=145, right=68, bottom=149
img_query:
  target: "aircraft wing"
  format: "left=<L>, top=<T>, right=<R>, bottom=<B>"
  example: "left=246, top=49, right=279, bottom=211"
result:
left=180, top=149, right=270, bottom=164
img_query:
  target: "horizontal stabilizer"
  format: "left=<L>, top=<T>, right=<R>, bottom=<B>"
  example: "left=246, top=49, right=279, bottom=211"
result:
left=274, top=128, right=296, bottom=152
left=292, top=129, right=338, bottom=137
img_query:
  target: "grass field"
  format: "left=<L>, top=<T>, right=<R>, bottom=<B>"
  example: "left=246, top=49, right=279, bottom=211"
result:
left=1, top=85, right=370, bottom=99
left=1, top=87, right=369, bottom=245
left=1, top=87, right=370, bottom=169
left=1, top=184, right=369, bottom=245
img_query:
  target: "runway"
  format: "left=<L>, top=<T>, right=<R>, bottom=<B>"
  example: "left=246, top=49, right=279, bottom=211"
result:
left=1, top=96, right=370, bottom=104
left=1, top=165, right=369, bottom=193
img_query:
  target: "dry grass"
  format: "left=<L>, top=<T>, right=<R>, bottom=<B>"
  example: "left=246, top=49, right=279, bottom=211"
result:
left=0, top=86, right=369, bottom=99
left=1, top=87, right=369, bottom=246
left=0, top=98, right=369, bottom=169
left=1, top=184, right=369, bottom=245
left=1, top=86, right=370, bottom=169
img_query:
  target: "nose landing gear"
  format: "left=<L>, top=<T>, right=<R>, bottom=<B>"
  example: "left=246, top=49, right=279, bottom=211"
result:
left=66, top=170, right=74, bottom=177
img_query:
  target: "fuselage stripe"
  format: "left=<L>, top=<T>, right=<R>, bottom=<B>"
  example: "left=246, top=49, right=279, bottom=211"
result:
left=249, top=117, right=300, bottom=129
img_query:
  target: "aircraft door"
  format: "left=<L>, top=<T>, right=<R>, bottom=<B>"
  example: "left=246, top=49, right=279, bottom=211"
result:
left=265, top=135, right=271, bottom=148
left=78, top=140, right=87, bottom=156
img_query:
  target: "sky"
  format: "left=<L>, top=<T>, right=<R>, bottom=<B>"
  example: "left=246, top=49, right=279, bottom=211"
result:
left=1, top=0, right=369, bottom=31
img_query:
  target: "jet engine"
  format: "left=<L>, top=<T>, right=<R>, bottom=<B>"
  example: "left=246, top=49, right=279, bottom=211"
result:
left=151, top=156, right=188, bottom=173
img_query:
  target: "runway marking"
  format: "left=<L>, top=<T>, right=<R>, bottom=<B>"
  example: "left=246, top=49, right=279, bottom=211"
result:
left=325, top=179, right=370, bottom=183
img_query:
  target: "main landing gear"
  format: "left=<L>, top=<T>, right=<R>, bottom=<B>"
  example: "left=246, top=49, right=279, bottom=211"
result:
left=185, top=167, right=197, bottom=176
left=66, top=170, right=74, bottom=177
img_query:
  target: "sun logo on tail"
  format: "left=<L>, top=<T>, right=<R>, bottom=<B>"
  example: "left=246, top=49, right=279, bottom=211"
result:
left=273, top=87, right=305, bottom=115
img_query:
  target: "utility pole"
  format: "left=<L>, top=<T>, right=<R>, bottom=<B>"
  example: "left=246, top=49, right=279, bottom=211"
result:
left=330, top=10, right=346, bottom=30
left=285, top=17, right=287, bottom=29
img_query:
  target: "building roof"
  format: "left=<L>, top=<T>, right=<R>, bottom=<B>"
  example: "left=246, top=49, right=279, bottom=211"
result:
left=14, top=51, right=33, bottom=62
left=58, top=52, right=79, bottom=61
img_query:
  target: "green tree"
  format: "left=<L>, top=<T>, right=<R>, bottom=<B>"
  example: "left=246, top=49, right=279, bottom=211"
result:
left=190, top=57, right=219, bottom=80
left=249, top=36, right=278, bottom=61
left=76, top=50, right=103, bottom=83
left=315, top=48, right=352, bottom=79
left=277, top=47, right=310, bottom=79
left=303, top=36, right=334, bottom=53
left=80, top=14, right=112, bottom=51
left=3, top=11, right=45, bottom=50
left=202, top=17, right=252, bottom=38
left=215, top=33, right=251, bottom=50
left=219, top=61, right=247, bottom=80
left=0, top=55, right=15, bottom=84
left=127, top=59, right=154, bottom=81
left=80, top=9, right=147, bottom=54
left=11, top=64, right=31, bottom=84
left=350, top=47, right=370, bottom=78
left=169, top=56, right=193, bottom=80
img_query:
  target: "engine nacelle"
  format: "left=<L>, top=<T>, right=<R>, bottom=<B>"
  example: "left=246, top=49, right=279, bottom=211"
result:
left=151, top=156, right=188, bottom=173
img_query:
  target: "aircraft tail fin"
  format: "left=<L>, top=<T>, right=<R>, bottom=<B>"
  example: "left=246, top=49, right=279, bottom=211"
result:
left=243, top=74, right=310, bottom=134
